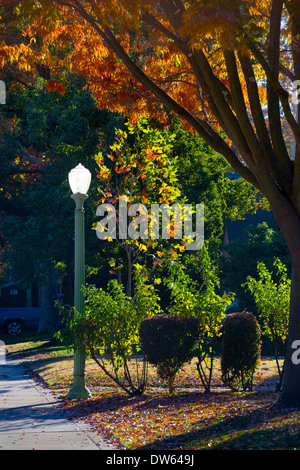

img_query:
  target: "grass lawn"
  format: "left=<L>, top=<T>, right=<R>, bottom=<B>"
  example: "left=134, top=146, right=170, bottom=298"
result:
left=4, top=333, right=300, bottom=450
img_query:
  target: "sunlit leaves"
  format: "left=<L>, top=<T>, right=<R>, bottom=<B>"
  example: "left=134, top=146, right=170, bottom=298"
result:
left=245, top=258, right=290, bottom=344
left=56, top=272, right=161, bottom=395
left=165, top=246, right=233, bottom=335
left=94, top=118, right=187, bottom=293
left=96, top=118, right=181, bottom=205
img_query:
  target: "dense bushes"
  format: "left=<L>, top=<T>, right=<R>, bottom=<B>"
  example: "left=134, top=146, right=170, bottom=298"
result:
left=57, top=275, right=265, bottom=396
left=221, top=312, right=261, bottom=391
left=139, top=315, right=200, bottom=394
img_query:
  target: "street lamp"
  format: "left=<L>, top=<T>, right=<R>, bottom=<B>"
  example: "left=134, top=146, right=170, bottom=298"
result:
left=67, top=163, right=91, bottom=399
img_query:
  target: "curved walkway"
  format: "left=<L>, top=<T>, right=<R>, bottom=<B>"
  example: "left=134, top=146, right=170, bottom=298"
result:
left=0, top=359, right=116, bottom=450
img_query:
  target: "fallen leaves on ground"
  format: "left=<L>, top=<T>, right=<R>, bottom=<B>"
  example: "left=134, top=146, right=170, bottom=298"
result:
left=6, top=341, right=299, bottom=450
left=61, top=388, right=300, bottom=450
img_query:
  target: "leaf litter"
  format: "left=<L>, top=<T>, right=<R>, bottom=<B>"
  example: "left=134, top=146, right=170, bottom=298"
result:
left=6, top=343, right=300, bottom=450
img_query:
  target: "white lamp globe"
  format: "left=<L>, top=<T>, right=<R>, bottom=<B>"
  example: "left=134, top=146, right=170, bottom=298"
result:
left=68, top=163, right=91, bottom=195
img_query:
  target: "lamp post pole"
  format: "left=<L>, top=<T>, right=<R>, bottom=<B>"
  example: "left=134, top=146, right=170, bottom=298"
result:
left=67, top=164, right=91, bottom=399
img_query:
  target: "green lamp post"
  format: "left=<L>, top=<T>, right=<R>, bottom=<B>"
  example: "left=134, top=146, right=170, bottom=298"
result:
left=67, top=163, right=91, bottom=399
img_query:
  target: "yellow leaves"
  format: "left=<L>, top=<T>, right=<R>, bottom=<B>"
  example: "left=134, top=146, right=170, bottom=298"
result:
left=181, top=3, right=238, bottom=51
left=97, top=165, right=111, bottom=181
left=137, top=242, right=147, bottom=252
left=158, top=182, right=171, bottom=195
left=174, top=243, right=186, bottom=253
left=95, top=151, right=104, bottom=166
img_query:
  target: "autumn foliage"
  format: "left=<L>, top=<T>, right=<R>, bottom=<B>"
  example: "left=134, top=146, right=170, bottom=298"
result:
left=1, top=0, right=300, bottom=405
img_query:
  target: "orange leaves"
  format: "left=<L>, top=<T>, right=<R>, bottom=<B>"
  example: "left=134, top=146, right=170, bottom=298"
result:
left=55, top=357, right=299, bottom=450
left=144, top=148, right=157, bottom=161
left=98, top=169, right=111, bottom=183
left=95, top=152, right=104, bottom=166
left=0, top=0, right=285, bottom=142
left=45, top=80, right=66, bottom=95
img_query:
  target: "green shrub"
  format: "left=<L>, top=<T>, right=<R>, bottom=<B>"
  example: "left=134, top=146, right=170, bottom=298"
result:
left=221, top=311, right=261, bottom=391
left=139, top=314, right=200, bottom=394
left=245, top=258, right=289, bottom=390
left=56, top=275, right=161, bottom=396
left=164, top=248, right=234, bottom=392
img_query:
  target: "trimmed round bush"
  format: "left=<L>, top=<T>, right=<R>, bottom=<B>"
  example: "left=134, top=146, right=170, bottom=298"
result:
left=139, top=314, right=200, bottom=393
left=221, top=311, right=261, bottom=391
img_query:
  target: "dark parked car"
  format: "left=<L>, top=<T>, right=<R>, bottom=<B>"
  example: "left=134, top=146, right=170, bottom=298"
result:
left=0, top=308, right=40, bottom=335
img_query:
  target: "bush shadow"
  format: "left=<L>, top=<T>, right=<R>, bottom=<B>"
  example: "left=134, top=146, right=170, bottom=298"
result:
left=135, top=397, right=296, bottom=450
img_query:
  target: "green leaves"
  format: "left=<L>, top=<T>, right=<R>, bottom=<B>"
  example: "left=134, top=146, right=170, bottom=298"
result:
left=221, top=312, right=261, bottom=391
left=245, top=258, right=290, bottom=344
left=56, top=272, right=161, bottom=395
left=165, top=246, right=234, bottom=337
left=245, top=258, right=290, bottom=389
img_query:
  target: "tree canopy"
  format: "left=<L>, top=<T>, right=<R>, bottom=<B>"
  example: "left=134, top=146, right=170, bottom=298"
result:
left=1, top=0, right=300, bottom=405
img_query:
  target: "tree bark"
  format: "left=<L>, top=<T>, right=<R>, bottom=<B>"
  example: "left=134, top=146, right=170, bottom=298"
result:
left=38, top=266, right=58, bottom=333
left=267, top=200, right=300, bottom=406
left=278, top=250, right=300, bottom=406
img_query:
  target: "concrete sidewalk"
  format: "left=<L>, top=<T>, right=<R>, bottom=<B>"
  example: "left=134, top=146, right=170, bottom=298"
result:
left=0, top=359, right=116, bottom=450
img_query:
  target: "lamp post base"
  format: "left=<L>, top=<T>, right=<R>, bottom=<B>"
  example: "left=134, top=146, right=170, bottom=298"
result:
left=67, top=349, right=91, bottom=399
left=67, top=382, right=91, bottom=399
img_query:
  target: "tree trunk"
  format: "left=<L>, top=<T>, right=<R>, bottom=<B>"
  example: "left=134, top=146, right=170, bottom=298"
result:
left=261, top=195, right=300, bottom=407
left=168, top=376, right=175, bottom=395
left=278, top=250, right=300, bottom=407
left=38, top=266, right=58, bottom=333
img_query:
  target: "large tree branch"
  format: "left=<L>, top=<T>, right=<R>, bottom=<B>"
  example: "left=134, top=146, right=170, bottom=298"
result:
left=248, top=40, right=300, bottom=150
left=238, top=53, right=286, bottom=184
left=238, top=53, right=274, bottom=155
left=285, top=0, right=300, bottom=199
left=142, top=10, right=235, bottom=132
left=156, top=1, right=255, bottom=165
left=224, top=50, right=264, bottom=165
left=57, top=0, right=260, bottom=189
left=193, top=49, right=257, bottom=169
left=102, top=25, right=260, bottom=188
left=266, top=0, right=292, bottom=173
